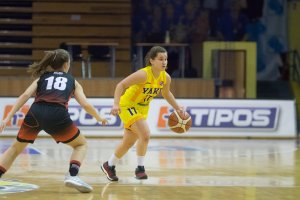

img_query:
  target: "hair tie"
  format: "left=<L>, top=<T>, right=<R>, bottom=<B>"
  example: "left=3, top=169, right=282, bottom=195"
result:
left=52, top=51, right=57, bottom=62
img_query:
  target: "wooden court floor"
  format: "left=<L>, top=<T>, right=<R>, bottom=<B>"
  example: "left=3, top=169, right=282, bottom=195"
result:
left=0, top=137, right=300, bottom=200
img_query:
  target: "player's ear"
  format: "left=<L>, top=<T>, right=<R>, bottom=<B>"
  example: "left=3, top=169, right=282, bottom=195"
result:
left=149, top=58, right=154, bottom=65
left=63, top=61, right=70, bottom=72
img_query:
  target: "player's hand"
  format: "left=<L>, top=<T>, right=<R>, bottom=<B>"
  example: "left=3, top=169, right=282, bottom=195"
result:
left=100, top=118, right=108, bottom=125
left=110, top=105, right=121, bottom=116
left=176, top=106, right=186, bottom=116
left=0, top=119, right=8, bottom=133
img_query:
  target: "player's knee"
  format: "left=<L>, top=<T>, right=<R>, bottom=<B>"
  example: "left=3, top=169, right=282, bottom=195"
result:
left=121, top=141, right=132, bottom=149
left=81, top=142, right=88, bottom=151
left=139, top=132, right=150, bottom=144
left=10, top=143, right=25, bottom=155
left=74, top=142, right=88, bottom=152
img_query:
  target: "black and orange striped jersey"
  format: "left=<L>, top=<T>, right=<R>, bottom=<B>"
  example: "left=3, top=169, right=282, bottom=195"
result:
left=34, top=71, right=75, bottom=108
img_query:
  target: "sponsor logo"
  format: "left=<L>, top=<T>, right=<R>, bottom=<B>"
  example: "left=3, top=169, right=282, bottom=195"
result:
left=157, top=106, right=170, bottom=128
left=3, top=105, right=30, bottom=128
left=157, top=106, right=279, bottom=131
left=3, top=104, right=122, bottom=129
left=69, top=105, right=122, bottom=129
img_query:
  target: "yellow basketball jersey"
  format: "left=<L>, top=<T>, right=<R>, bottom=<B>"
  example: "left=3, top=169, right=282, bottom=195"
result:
left=120, top=66, right=166, bottom=106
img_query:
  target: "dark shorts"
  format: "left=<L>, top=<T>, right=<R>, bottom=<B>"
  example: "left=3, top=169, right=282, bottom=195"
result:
left=17, top=102, right=80, bottom=144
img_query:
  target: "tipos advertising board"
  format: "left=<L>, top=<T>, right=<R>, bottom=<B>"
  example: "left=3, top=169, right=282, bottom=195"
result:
left=0, top=98, right=296, bottom=138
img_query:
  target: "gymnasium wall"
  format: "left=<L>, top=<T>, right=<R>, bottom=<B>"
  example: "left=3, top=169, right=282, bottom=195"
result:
left=0, top=78, right=215, bottom=98
left=0, top=0, right=132, bottom=77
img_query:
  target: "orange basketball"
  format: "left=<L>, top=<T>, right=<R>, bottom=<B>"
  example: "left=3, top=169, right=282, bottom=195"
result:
left=168, top=111, right=192, bottom=134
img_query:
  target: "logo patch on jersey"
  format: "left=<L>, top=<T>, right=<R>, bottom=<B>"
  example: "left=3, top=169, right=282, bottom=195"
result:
left=142, top=88, right=162, bottom=95
left=159, top=81, right=164, bottom=86
left=53, top=72, right=63, bottom=75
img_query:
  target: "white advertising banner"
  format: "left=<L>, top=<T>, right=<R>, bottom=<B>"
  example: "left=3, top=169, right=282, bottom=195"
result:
left=0, top=98, right=297, bottom=138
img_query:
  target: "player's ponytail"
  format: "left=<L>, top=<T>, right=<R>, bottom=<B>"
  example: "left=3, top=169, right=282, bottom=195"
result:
left=28, top=49, right=70, bottom=77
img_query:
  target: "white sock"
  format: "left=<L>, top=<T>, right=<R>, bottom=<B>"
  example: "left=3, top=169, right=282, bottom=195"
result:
left=137, top=156, right=145, bottom=166
left=108, top=154, right=119, bottom=166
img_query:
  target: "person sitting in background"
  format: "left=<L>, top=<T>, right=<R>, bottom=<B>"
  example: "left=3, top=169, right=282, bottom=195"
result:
left=216, top=0, right=249, bottom=41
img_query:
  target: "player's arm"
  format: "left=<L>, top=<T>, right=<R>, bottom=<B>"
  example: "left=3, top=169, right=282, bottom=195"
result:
left=74, top=80, right=107, bottom=125
left=161, top=73, right=181, bottom=111
left=111, top=70, right=147, bottom=115
left=0, top=79, right=39, bottom=133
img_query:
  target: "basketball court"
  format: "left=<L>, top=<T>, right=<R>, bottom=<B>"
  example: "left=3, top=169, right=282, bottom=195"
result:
left=0, top=137, right=299, bottom=200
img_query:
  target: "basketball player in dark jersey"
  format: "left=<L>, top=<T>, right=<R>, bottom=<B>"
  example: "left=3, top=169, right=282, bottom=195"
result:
left=0, top=49, right=108, bottom=193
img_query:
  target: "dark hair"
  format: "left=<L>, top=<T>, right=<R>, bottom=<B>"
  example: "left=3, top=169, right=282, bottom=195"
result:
left=144, top=46, right=167, bottom=66
left=28, top=49, right=70, bottom=77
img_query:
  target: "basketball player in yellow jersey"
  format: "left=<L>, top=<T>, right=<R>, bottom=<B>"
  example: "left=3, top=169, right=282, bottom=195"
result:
left=101, top=46, right=183, bottom=181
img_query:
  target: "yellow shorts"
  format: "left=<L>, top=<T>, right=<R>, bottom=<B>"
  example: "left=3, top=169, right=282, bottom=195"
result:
left=119, top=103, right=149, bottom=129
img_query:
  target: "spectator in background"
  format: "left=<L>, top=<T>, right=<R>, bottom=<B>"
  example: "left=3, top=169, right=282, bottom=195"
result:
left=146, top=5, right=164, bottom=43
left=133, top=0, right=214, bottom=77
left=189, top=9, right=211, bottom=77
left=132, top=0, right=153, bottom=43
left=173, top=0, right=185, bottom=21
left=245, top=0, right=264, bottom=20
left=161, top=2, right=177, bottom=35
left=168, top=0, right=200, bottom=77
left=202, top=0, right=220, bottom=38
left=244, top=17, right=266, bottom=73
left=216, top=0, right=249, bottom=41
left=184, top=0, right=200, bottom=24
